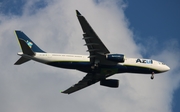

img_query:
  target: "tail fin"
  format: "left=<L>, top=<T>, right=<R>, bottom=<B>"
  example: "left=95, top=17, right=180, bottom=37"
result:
left=15, top=30, right=45, bottom=53
left=14, top=30, right=45, bottom=65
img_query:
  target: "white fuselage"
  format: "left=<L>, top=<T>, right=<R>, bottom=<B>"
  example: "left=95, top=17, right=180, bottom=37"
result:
left=18, top=52, right=170, bottom=74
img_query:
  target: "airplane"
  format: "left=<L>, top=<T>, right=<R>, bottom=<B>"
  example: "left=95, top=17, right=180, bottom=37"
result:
left=14, top=10, right=170, bottom=94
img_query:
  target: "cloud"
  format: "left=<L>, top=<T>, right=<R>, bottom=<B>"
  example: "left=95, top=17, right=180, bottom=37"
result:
left=0, top=0, right=180, bottom=112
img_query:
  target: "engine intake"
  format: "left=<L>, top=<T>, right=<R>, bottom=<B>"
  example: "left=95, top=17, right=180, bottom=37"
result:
left=100, top=79, right=119, bottom=88
left=106, top=54, right=125, bottom=62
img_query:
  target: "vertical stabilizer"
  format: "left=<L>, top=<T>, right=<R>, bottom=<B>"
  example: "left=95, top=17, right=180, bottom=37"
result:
left=15, top=30, right=45, bottom=53
left=14, top=30, right=45, bottom=65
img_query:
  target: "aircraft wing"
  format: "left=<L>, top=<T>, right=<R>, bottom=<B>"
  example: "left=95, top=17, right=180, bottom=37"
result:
left=62, top=11, right=117, bottom=94
left=76, top=10, right=110, bottom=64
left=61, top=73, right=104, bottom=94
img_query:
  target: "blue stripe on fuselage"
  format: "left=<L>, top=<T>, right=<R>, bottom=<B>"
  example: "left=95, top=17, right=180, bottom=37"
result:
left=46, top=61, right=160, bottom=74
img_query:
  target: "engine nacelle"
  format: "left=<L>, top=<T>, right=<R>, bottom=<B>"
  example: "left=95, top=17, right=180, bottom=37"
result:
left=106, top=54, right=125, bottom=62
left=100, top=79, right=119, bottom=88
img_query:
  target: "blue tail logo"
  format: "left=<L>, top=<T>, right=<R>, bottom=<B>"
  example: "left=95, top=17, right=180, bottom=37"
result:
left=15, top=30, right=45, bottom=53
left=26, top=40, right=33, bottom=48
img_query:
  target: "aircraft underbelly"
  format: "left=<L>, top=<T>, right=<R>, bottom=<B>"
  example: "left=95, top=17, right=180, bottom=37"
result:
left=46, top=61, right=159, bottom=74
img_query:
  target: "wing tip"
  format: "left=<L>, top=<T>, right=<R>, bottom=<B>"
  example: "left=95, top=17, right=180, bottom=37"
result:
left=61, top=91, right=70, bottom=94
left=76, top=10, right=81, bottom=16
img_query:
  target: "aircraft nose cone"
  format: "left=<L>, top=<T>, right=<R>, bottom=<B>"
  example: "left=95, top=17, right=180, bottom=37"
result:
left=166, top=66, right=170, bottom=71
left=163, top=65, right=170, bottom=72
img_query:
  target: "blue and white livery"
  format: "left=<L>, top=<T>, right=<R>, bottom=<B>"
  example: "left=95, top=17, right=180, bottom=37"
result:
left=14, top=10, right=170, bottom=94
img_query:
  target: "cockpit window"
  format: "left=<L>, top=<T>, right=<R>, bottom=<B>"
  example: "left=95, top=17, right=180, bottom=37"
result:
left=159, top=62, right=165, bottom=65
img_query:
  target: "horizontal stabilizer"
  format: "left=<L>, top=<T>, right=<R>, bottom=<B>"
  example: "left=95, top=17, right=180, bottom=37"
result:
left=14, top=57, right=30, bottom=65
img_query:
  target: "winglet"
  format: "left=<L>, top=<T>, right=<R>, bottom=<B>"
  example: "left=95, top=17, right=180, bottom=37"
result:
left=76, top=10, right=81, bottom=16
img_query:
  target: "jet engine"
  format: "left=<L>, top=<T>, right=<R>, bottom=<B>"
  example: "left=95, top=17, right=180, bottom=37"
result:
left=106, top=54, right=125, bottom=62
left=100, top=79, right=119, bottom=88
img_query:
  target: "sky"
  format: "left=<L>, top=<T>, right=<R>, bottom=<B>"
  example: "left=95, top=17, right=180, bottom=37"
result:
left=0, top=0, right=180, bottom=112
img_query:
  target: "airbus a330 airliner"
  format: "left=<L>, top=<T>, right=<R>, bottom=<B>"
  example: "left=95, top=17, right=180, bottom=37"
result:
left=14, top=10, right=170, bottom=94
